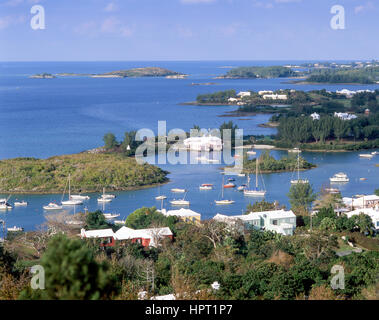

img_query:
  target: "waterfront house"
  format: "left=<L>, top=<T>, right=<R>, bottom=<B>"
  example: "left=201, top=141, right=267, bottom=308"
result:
left=262, top=94, right=288, bottom=100
left=115, top=226, right=173, bottom=247
left=80, top=228, right=115, bottom=247
left=258, top=90, right=273, bottom=95
left=183, top=135, right=223, bottom=151
left=213, top=209, right=296, bottom=236
left=310, top=112, right=320, bottom=120
left=158, top=208, right=201, bottom=224
left=237, top=91, right=251, bottom=97
left=342, top=195, right=379, bottom=209
left=345, top=206, right=379, bottom=231
left=80, top=226, right=173, bottom=248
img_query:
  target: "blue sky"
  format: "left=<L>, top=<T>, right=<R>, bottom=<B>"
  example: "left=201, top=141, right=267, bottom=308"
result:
left=0, top=0, right=378, bottom=61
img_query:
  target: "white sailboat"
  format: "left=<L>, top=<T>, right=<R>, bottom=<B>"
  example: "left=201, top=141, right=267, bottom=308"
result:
left=103, top=213, right=120, bottom=220
left=171, top=188, right=186, bottom=193
left=215, top=176, right=235, bottom=205
left=244, top=157, right=266, bottom=197
left=170, top=192, right=190, bottom=206
left=98, top=187, right=115, bottom=202
left=0, top=197, right=13, bottom=210
left=14, top=200, right=28, bottom=206
left=61, top=175, right=83, bottom=205
left=70, top=194, right=90, bottom=200
left=290, top=154, right=309, bottom=185
left=43, top=202, right=63, bottom=210
left=155, top=184, right=167, bottom=200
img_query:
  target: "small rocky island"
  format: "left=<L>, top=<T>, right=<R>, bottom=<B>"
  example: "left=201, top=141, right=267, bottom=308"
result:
left=29, top=73, right=56, bottom=79
left=30, top=67, right=187, bottom=79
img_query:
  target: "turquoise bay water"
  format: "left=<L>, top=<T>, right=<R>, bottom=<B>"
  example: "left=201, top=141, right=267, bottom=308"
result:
left=0, top=61, right=378, bottom=231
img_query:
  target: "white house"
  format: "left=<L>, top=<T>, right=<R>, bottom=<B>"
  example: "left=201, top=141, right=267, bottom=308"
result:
left=262, top=94, right=288, bottom=100
left=310, top=112, right=320, bottom=120
left=258, top=90, right=273, bottom=95
left=336, top=89, right=356, bottom=98
left=158, top=208, right=201, bottom=223
left=183, top=135, right=223, bottom=151
left=345, top=206, right=379, bottom=231
left=342, top=195, right=379, bottom=209
left=237, top=91, right=251, bottom=98
left=334, top=112, right=358, bottom=121
left=80, top=226, right=173, bottom=248
left=213, top=209, right=296, bottom=236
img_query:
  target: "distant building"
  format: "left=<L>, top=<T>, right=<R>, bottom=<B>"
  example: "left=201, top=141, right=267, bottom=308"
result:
left=345, top=206, right=379, bottom=231
left=183, top=135, right=223, bottom=151
left=310, top=112, right=320, bottom=120
left=334, top=112, right=357, bottom=121
left=342, top=195, right=379, bottom=209
left=262, top=94, right=287, bottom=100
left=158, top=208, right=201, bottom=224
left=237, top=91, right=251, bottom=97
left=258, top=90, right=273, bottom=95
left=80, top=226, right=173, bottom=248
left=228, top=97, right=239, bottom=103
left=213, top=209, right=296, bottom=236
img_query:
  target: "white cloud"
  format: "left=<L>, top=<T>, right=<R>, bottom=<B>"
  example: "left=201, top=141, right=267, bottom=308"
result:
left=105, top=2, right=118, bottom=12
left=354, top=2, right=374, bottom=14
left=0, top=14, right=25, bottom=30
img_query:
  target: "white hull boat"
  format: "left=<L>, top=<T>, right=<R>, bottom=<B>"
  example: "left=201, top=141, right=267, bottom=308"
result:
left=171, top=188, right=186, bottom=193
left=244, top=189, right=266, bottom=197
left=215, top=199, right=235, bottom=205
left=103, top=213, right=120, bottom=220
left=170, top=200, right=190, bottom=206
left=291, top=179, right=309, bottom=185
left=359, top=154, right=374, bottom=159
left=155, top=195, right=167, bottom=200
left=246, top=151, right=257, bottom=155
left=62, top=199, right=83, bottom=206
left=14, top=201, right=28, bottom=206
left=70, top=195, right=90, bottom=200
left=43, top=202, right=63, bottom=210
left=199, top=186, right=212, bottom=190
left=7, top=226, right=23, bottom=232
left=330, top=172, right=349, bottom=183
left=98, top=197, right=112, bottom=203
left=244, top=158, right=266, bottom=197
left=0, top=198, right=12, bottom=210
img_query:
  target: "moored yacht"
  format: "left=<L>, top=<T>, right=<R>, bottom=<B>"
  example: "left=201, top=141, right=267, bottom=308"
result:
left=290, top=154, right=309, bottom=185
left=171, top=188, right=186, bottom=193
left=61, top=175, right=83, bottom=205
left=43, top=202, right=63, bottom=210
left=14, top=200, right=28, bottom=206
left=243, top=158, right=266, bottom=197
left=70, top=194, right=90, bottom=200
left=359, top=154, right=374, bottom=159
left=0, top=198, right=12, bottom=210
left=103, top=213, right=120, bottom=220
left=330, top=172, right=349, bottom=183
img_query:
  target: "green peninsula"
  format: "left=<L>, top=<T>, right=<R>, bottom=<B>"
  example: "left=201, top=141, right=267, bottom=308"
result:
left=0, top=153, right=168, bottom=194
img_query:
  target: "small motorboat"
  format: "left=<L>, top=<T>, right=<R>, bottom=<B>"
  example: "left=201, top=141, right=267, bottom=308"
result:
left=43, top=202, right=63, bottom=210
left=360, top=177, right=367, bottom=181
left=155, top=195, right=167, bottom=200
left=288, top=148, right=301, bottom=153
left=103, top=213, right=120, bottom=220
left=371, top=151, right=378, bottom=155
left=215, top=199, right=235, bottom=205
left=14, top=200, right=28, bottom=206
left=0, top=198, right=12, bottom=210
left=244, top=189, right=266, bottom=197
left=359, top=154, right=374, bottom=159
left=171, top=188, right=186, bottom=193
left=228, top=178, right=235, bottom=182
left=238, top=173, right=245, bottom=177
left=98, top=197, right=112, bottom=203
left=70, top=194, right=90, bottom=200
left=201, top=183, right=213, bottom=187
left=199, top=185, right=212, bottom=190
left=237, top=185, right=247, bottom=191
left=330, top=172, right=349, bottom=183
left=170, top=199, right=190, bottom=206
left=223, top=183, right=236, bottom=188
left=325, top=188, right=340, bottom=194
left=246, top=150, right=256, bottom=156
left=7, top=226, right=23, bottom=232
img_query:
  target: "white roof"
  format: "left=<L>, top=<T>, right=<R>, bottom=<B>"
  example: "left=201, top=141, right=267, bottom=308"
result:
left=345, top=207, right=379, bottom=219
left=114, top=226, right=173, bottom=241
left=214, top=209, right=295, bottom=222
left=251, top=209, right=296, bottom=220
left=184, top=136, right=222, bottom=143
left=161, top=208, right=201, bottom=217
left=80, top=228, right=114, bottom=238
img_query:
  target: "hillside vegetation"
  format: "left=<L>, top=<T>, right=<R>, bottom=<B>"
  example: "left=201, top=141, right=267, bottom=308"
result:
left=0, top=153, right=168, bottom=193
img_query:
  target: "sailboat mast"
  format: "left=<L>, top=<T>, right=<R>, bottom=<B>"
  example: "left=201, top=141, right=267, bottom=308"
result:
left=221, top=176, right=224, bottom=199
left=256, top=158, right=258, bottom=189
left=297, top=155, right=300, bottom=180
left=68, top=174, right=71, bottom=198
